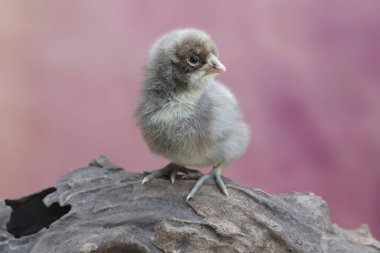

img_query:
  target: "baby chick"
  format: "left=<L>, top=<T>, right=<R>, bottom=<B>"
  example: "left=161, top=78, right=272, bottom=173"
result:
left=136, top=28, right=249, bottom=201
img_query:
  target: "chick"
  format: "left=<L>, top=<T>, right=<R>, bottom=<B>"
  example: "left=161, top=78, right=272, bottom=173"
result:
left=136, top=28, right=249, bottom=201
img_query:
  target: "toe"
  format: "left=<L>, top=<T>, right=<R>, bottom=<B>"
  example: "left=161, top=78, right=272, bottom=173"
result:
left=215, top=175, right=228, bottom=196
left=142, top=170, right=163, bottom=184
left=181, top=172, right=204, bottom=180
left=186, top=174, right=211, bottom=201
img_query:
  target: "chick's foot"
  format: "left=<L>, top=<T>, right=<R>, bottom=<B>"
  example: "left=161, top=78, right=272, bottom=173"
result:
left=142, top=163, right=201, bottom=184
left=186, top=163, right=228, bottom=201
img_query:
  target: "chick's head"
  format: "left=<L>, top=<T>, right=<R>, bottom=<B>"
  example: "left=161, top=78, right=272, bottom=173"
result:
left=147, top=29, right=226, bottom=90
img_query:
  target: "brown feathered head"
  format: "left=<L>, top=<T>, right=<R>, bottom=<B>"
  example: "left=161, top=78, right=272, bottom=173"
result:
left=145, top=28, right=226, bottom=92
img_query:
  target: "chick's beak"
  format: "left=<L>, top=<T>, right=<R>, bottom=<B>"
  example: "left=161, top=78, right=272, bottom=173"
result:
left=206, top=54, right=226, bottom=73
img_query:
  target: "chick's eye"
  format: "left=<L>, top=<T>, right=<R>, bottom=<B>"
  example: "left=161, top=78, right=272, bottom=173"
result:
left=187, top=55, right=199, bottom=66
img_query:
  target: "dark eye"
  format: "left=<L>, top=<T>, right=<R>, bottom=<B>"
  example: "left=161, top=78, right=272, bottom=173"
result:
left=187, top=55, right=199, bottom=66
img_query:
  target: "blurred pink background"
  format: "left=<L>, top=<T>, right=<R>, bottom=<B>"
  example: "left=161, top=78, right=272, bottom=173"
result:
left=0, top=1, right=379, bottom=238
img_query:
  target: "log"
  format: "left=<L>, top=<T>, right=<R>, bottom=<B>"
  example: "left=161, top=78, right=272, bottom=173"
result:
left=0, top=155, right=379, bottom=253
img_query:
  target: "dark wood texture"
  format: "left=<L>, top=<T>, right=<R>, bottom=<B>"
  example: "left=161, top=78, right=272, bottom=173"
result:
left=0, top=155, right=379, bottom=253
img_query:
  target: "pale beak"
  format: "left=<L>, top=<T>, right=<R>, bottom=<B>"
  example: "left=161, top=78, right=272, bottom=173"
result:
left=206, top=54, right=226, bottom=73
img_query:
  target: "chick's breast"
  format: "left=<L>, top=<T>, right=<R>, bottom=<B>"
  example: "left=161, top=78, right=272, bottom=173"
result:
left=136, top=82, right=249, bottom=167
left=136, top=94, right=214, bottom=166
left=206, top=81, right=250, bottom=162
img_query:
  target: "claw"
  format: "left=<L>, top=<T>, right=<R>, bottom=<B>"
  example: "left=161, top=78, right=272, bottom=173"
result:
left=186, top=193, right=193, bottom=202
left=170, top=169, right=177, bottom=184
left=141, top=176, right=150, bottom=185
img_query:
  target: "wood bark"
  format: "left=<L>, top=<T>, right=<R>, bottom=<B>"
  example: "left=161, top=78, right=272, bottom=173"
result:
left=0, top=155, right=379, bottom=253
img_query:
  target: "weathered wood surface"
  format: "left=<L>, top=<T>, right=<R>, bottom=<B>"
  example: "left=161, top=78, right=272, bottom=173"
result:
left=0, top=155, right=379, bottom=253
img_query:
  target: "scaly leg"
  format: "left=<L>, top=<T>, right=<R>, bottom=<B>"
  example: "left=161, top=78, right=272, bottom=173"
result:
left=142, top=163, right=201, bottom=184
left=186, top=162, right=229, bottom=201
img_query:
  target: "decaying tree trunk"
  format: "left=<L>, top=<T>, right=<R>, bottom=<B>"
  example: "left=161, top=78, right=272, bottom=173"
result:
left=0, top=155, right=379, bottom=253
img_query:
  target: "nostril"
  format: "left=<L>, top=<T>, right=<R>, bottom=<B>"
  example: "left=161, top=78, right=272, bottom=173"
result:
left=5, top=187, right=71, bottom=238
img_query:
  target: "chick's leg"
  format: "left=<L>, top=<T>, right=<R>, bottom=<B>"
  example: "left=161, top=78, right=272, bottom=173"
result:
left=186, top=163, right=229, bottom=201
left=142, top=163, right=200, bottom=184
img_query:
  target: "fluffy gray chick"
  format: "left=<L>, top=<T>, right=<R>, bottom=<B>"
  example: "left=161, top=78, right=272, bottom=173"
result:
left=136, top=28, right=249, bottom=201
